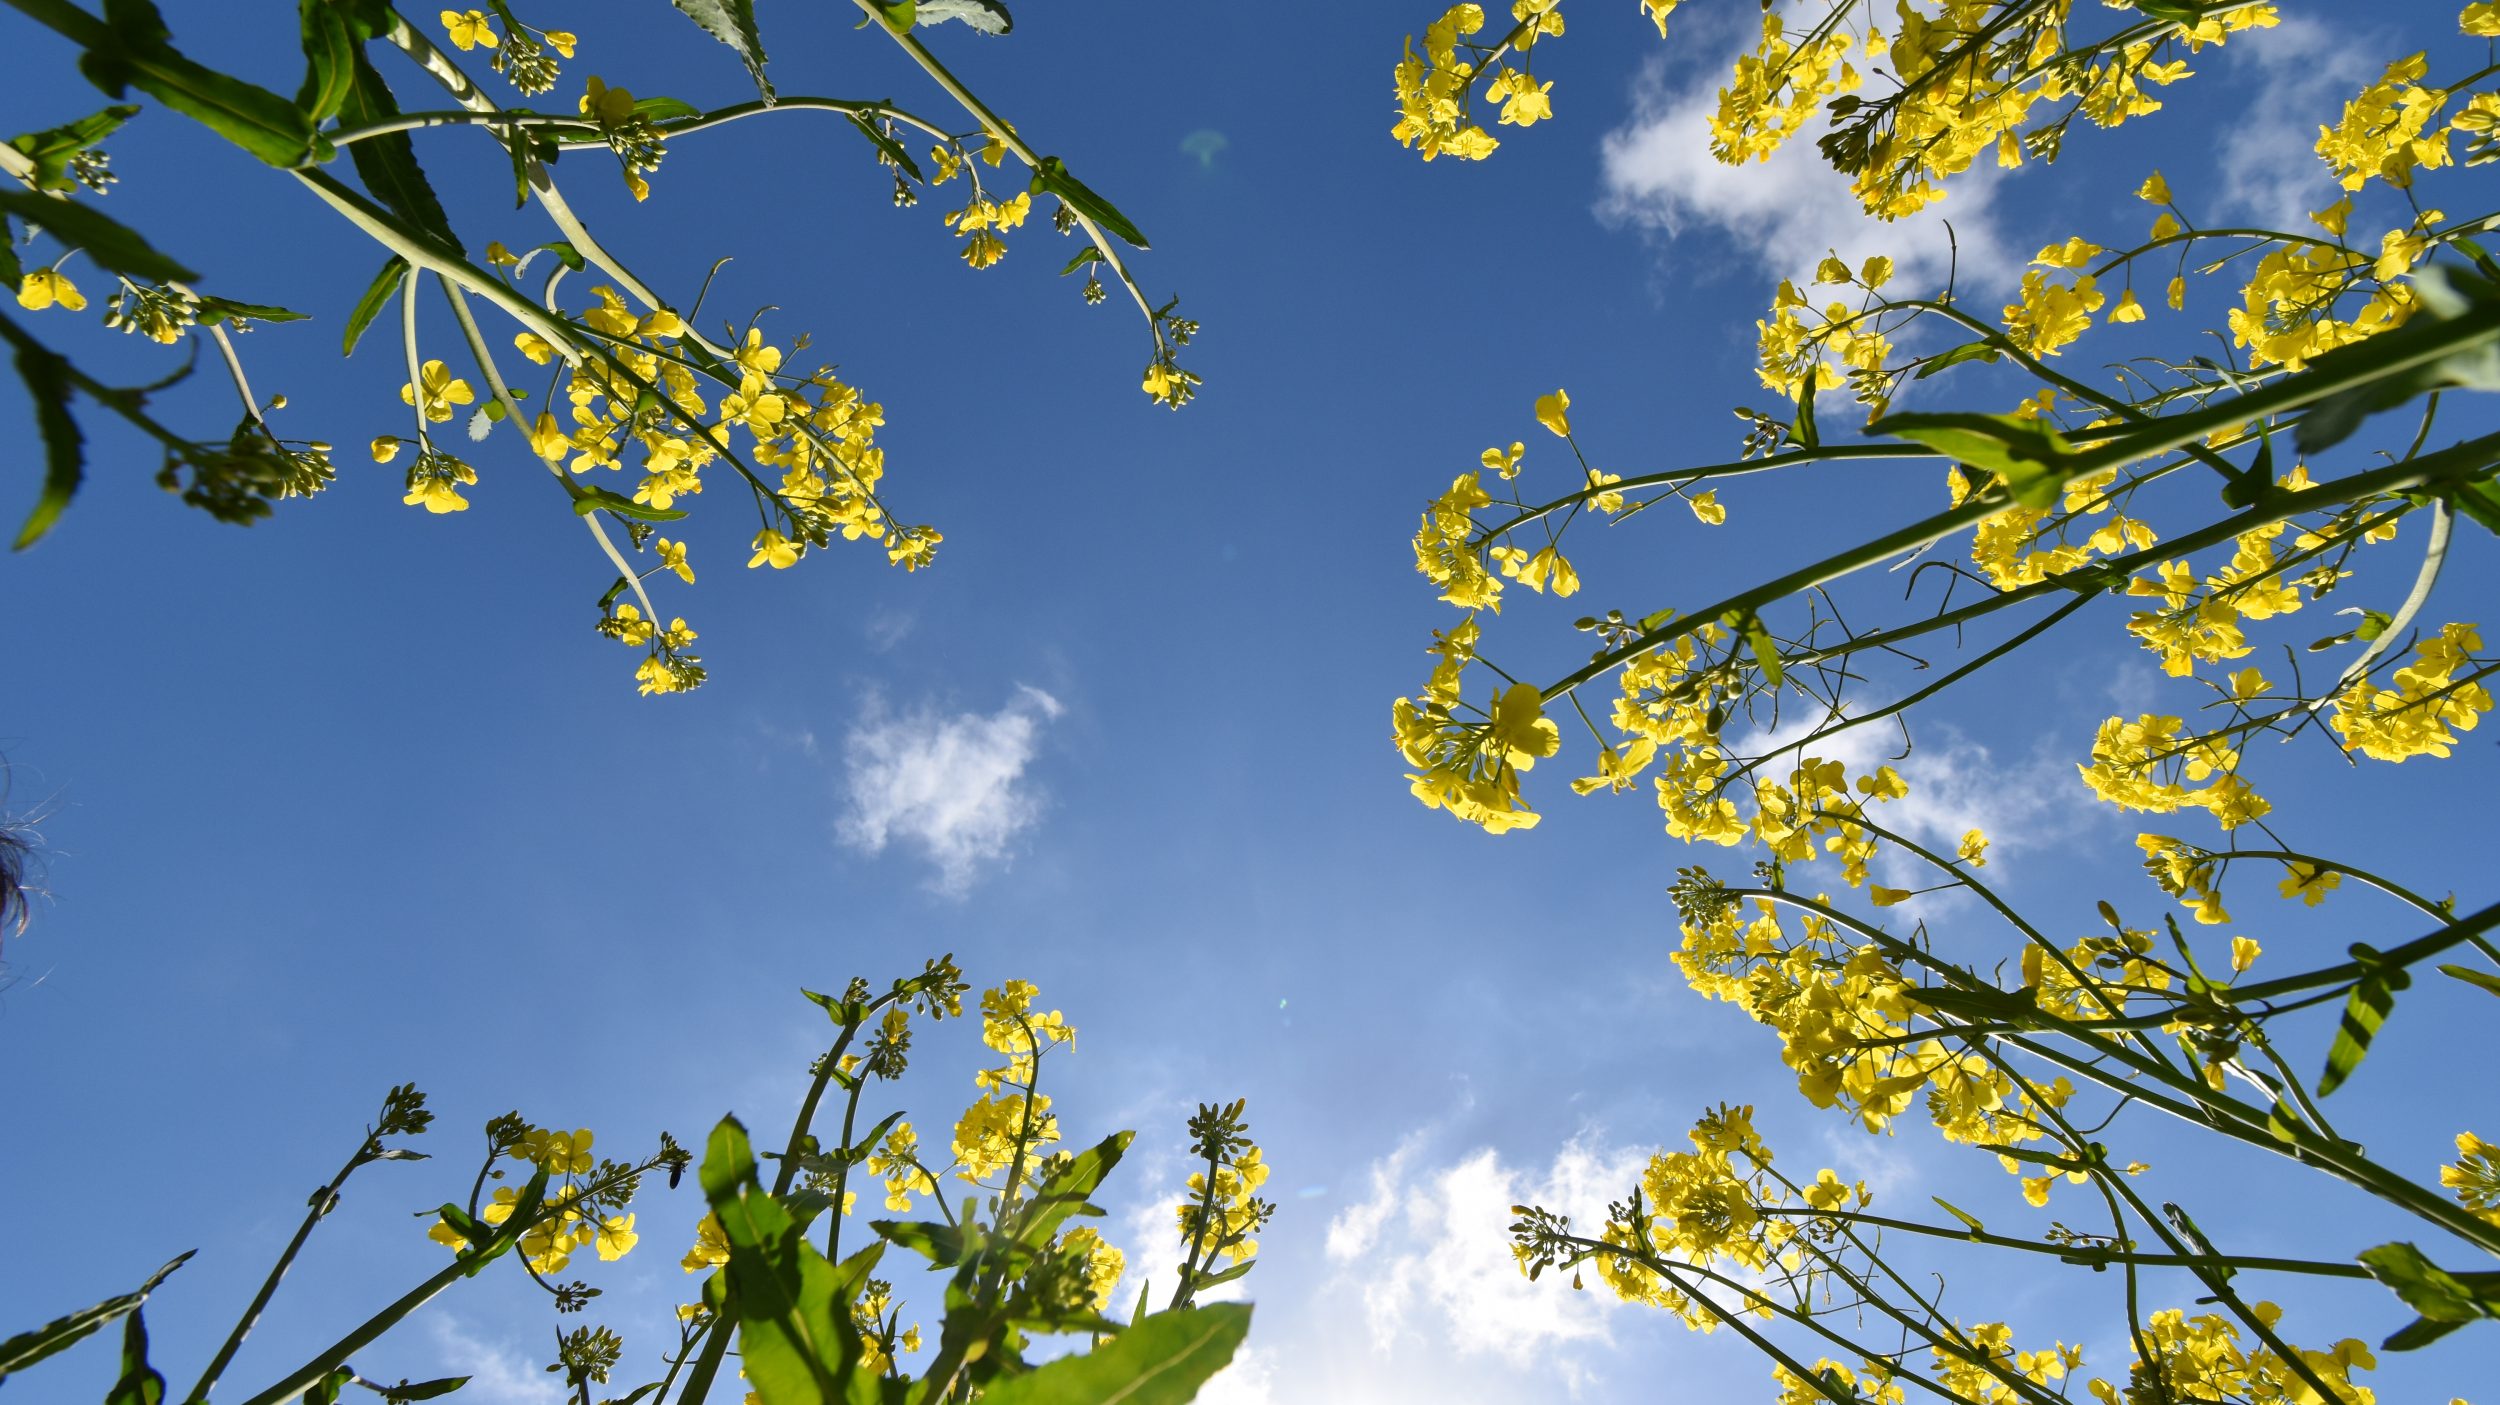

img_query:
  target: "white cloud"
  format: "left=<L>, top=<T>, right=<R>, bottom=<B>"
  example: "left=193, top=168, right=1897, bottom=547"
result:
left=1598, top=51, right=2017, bottom=294
left=422, top=1315, right=565, bottom=1405
left=837, top=686, right=1063, bottom=895
left=1322, top=1133, right=1648, bottom=1377
left=1193, top=1344, right=1279, bottom=1405
left=2214, top=17, right=2370, bottom=227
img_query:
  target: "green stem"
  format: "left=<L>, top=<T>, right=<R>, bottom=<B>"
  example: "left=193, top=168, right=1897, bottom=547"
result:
left=184, top=1139, right=373, bottom=1403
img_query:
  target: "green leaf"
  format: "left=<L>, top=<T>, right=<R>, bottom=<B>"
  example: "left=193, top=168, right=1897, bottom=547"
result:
left=196, top=296, right=308, bottom=328
left=632, top=96, right=704, bottom=123
left=848, top=115, right=924, bottom=182
left=700, top=1117, right=882, bottom=1405
left=338, top=46, right=464, bottom=256
left=870, top=0, right=917, bottom=32
left=1870, top=411, right=2081, bottom=509
left=1059, top=247, right=1105, bottom=277
left=1724, top=610, right=1782, bottom=687
left=801, top=989, right=869, bottom=1027
left=296, top=0, right=356, bottom=123
left=916, top=0, right=1012, bottom=32
left=7, top=104, right=140, bottom=193
left=1029, top=156, right=1149, bottom=250
left=375, top=1378, right=470, bottom=1402
left=342, top=255, right=407, bottom=356
left=2451, top=476, right=2500, bottom=537
left=1020, top=1131, right=1131, bottom=1248
left=871, top=1220, right=967, bottom=1267
left=79, top=1, right=328, bottom=166
left=1912, top=340, right=2003, bottom=380
left=2359, top=1241, right=2500, bottom=1349
left=304, top=1364, right=355, bottom=1405
left=102, top=1307, right=165, bottom=1405
left=2439, top=963, right=2500, bottom=999
left=971, top=1305, right=1251, bottom=1405
left=0, top=1251, right=190, bottom=1379
left=572, top=486, right=688, bottom=523
left=1187, top=1259, right=1253, bottom=1290
left=2297, top=264, right=2500, bottom=454
left=2317, top=945, right=2408, bottom=1097
left=1789, top=372, right=1818, bottom=450
left=667, top=0, right=774, bottom=103
left=7, top=324, right=86, bottom=552
left=1929, top=1197, right=1985, bottom=1235
left=0, top=189, right=195, bottom=284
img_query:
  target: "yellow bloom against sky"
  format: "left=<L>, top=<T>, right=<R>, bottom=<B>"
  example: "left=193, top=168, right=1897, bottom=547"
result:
left=4, top=3, right=2498, bottom=1404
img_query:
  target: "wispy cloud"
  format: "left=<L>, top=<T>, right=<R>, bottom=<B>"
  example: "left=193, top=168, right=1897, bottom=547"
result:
left=2213, top=17, right=2370, bottom=227
left=1323, top=1132, right=1648, bottom=1382
left=422, top=1315, right=565, bottom=1405
left=1598, top=47, right=2018, bottom=294
left=837, top=685, right=1063, bottom=895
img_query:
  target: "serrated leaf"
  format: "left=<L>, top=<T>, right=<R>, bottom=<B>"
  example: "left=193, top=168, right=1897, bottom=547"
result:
left=342, top=255, right=407, bottom=356
left=631, top=96, right=703, bottom=123
left=0, top=1251, right=191, bottom=1378
left=338, top=46, right=463, bottom=256
left=7, top=325, right=85, bottom=551
left=1871, top=411, right=2080, bottom=508
left=971, top=1305, right=1250, bottom=1405
left=79, top=0, right=327, bottom=166
left=667, top=0, right=773, bottom=102
left=0, top=189, right=195, bottom=283
left=915, top=0, right=1012, bottom=33
left=296, top=0, right=356, bottom=123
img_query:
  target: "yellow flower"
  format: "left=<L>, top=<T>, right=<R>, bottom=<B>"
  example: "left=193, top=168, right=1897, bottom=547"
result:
left=580, top=75, right=636, bottom=128
left=2108, top=289, right=2146, bottom=324
left=17, top=268, right=85, bottom=312
left=2230, top=936, right=2261, bottom=973
left=1688, top=490, right=1727, bottom=525
left=1956, top=829, right=1989, bottom=866
left=1860, top=255, right=1893, bottom=289
left=401, top=359, right=475, bottom=422
left=1486, top=681, right=1560, bottom=770
left=527, top=411, right=568, bottom=462
left=542, top=29, right=578, bottom=57
left=2166, top=275, right=2186, bottom=310
left=1869, top=886, right=1912, bottom=907
left=441, top=9, right=497, bottom=49
left=657, top=537, right=695, bottom=583
left=2469, top=3, right=2500, bottom=35
left=594, top=1214, right=639, bottom=1261
left=484, top=241, right=519, bottom=267
left=749, top=528, right=801, bottom=570
left=1533, top=389, right=1571, bottom=438
left=681, top=1214, right=730, bottom=1272
left=370, top=436, right=403, bottom=464
left=2138, top=170, right=2171, bottom=204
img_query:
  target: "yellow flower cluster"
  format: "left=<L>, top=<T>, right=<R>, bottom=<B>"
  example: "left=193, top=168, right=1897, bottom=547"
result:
left=2088, top=1304, right=2378, bottom=1405
left=2443, top=1131, right=2500, bottom=1227
left=1710, top=14, right=1861, bottom=168
left=1059, top=1225, right=1126, bottom=1310
left=1176, top=1143, right=1269, bottom=1264
left=2330, top=622, right=2494, bottom=761
left=1391, top=2, right=1563, bottom=161
left=1962, top=462, right=2158, bottom=593
left=426, top=1123, right=638, bottom=1274
left=2077, top=713, right=2270, bottom=832
left=1754, top=268, right=1894, bottom=410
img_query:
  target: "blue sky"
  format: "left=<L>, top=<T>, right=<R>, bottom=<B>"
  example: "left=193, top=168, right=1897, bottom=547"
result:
left=6, top=1, right=2498, bottom=1402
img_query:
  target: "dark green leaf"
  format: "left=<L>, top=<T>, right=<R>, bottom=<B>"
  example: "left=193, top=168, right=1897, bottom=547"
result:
left=916, top=0, right=1011, bottom=32
left=304, top=1364, right=355, bottom=1405
left=801, top=989, right=868, bottom=1027
left=1029, top=156, right=1149, bottom=250
left=2297, top=265, right=2500, bottom=454
left=1912, top=340, right=2002, bottom=380
left=1871, top=411, right=2080, bottom=508
left=1058, top=247, right=1105, bottom=277
left=339, top=46, right=463, bottom=256
left=7, top=105, right=140, bottom=193
left=971, top=1305, right=1251, bottom=1405
left=296, top=0, right=356, bottom=123
left=2451, top=477, right=2500, bottom=537
left=375, top=1377, right=469, bottom=1402
left=342, top=255, right=407, bottom=356
left=871, top=1220, right=966, bottom=1267
left=632, top=96, right=704, bottom=123
left=0, top=1251, right=190, bottom=1378
left=102, top=1307, right=165, bottom=1405
left=1789, top=373, right=1818, bottom=450
left=2359, top=1241, right=2500, bottom=1349
left=536, top=240, right=586, bottom=273
left=79, top=1, right=327, bottom=166
left=847, top=115, right=923, bottom=182
left=7, top=324, right=86, bottom=552
left=667, top=0, right=773, bottom=102
left=196, top=296, right=309, bottom=328
left=0, top=190, right=195, bottom=283
left=2318, top=948, right=2406, bottom=1097
left=1929, top=1197, right=1985, bottom=1235
left=572, top=486, right=688, bottom=523
left=2439, top=963, right=2500, bottom=999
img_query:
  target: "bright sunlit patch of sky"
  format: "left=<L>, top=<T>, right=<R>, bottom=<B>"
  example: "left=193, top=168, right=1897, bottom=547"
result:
left=5, top=2, right=2497, bottom=1402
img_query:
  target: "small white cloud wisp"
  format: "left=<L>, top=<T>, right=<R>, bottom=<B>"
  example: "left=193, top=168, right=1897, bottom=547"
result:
left=837, top=685, right=1063, bottom=895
